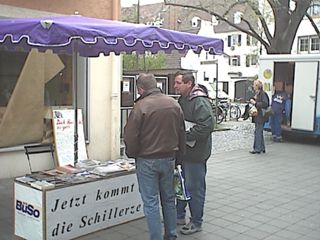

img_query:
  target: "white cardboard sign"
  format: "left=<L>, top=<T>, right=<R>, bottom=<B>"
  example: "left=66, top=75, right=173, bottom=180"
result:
left=52, top=109, right=88, bottom=166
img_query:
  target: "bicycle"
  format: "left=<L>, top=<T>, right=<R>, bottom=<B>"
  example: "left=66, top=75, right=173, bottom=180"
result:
left=228, top=98, right=242, bottom=120
left=209, top=98, right=227, bottom=124
left=211, top=103, right=225, bottom=124
left=210, top=98, right=242, bottom=123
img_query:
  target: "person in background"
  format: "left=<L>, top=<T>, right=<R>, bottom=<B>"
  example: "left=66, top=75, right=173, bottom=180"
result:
left=123, top=73, right=186, bottom=240
left=270, top=83, right=287, bottom=142
left=249, top=79, right=269, bottom=154
left=284, top=83, right=293, bottom=125
left=174, top=71, right=214, bottom=235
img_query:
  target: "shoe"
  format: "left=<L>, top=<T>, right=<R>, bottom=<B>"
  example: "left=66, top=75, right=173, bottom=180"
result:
left=249, top=150, right=261, bottom=154
left=180, top=222, right=202, bottom=235
left=262, top=150, right=266, bottom=153
left=176, top=218, right=186, bottom=225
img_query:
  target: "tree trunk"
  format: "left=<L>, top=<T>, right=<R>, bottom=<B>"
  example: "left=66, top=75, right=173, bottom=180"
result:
left=266, top=0, right=312, bottom=54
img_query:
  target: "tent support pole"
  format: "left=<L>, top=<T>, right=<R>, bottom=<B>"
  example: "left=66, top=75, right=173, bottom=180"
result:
left=72, top=40, right=79, bottom=165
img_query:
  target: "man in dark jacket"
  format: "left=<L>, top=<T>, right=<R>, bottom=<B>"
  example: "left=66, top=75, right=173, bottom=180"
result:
left=124, top=73, right=186, bottom=240
left=174, top=72, right=214, bottom=235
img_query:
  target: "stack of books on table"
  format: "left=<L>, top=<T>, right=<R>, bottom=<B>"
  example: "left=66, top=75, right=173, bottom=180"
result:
left=90, top=159, right=135, bottom=176
left=76, top=159, right=101, bottom=170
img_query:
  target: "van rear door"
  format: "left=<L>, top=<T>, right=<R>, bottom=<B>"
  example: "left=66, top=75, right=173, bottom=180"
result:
left=291, top=61, right=318, bottom=131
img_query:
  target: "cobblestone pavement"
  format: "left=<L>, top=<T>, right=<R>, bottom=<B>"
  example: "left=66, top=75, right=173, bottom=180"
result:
left=212, top=119, right=273, bottom=154
left=3, top=120, right=320, bottom=240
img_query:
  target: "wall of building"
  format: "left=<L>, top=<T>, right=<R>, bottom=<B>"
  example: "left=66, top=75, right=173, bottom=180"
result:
left=0, top=0, right=120, bottom=19
left=87, top=55, right=121, bottom=161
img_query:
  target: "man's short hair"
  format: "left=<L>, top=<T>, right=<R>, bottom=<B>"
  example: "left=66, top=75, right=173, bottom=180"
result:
left=182, top=72, right=195, bottom=85
left=174, top=71, right=195, bottom=86
left=174, top=70, right=185, bottom=78
left=136, top=73, right=157, bottom=91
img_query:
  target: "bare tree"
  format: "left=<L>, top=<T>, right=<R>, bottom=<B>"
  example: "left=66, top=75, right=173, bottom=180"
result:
left=164, top=0, right=318, bottom=54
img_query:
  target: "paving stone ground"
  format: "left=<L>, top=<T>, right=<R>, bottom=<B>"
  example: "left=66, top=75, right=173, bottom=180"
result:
left=1, top=120, right=320, bottom=240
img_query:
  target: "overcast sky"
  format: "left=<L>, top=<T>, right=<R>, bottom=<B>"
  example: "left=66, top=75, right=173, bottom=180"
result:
left=121, top=0, right=163, bottom=7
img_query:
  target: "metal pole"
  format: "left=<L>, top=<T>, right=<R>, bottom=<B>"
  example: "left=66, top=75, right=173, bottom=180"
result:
left=72, top=40, right=79, bottom=165
left=136, top=0, right=140, bottom=69
left=215, top=62, right=219, bottom=129
left=137, top=0, right=140, bottom=23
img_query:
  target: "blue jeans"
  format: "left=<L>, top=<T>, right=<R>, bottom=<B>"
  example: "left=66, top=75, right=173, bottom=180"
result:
left=253, top=122, right=265, bottom=152
left=176, top=162, right=207, bottom=227
left=136, top=157, right=177, bottom=240
left=285, top=99, right=292, bottom=123
left=270, top=112, right=283, bottom=139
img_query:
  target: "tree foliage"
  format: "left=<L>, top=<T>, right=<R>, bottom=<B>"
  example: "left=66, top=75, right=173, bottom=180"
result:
left=123, top=52, right=167, bottom=71
left=164, top=0, right=317, bottom=54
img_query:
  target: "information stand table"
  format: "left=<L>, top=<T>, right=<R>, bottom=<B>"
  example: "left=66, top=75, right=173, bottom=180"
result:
left=14, top=172, right=143, bottom=240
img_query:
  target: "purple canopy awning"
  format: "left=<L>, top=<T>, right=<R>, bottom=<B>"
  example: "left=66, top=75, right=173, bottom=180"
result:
left=0, top=15, right=223, bottom=57
left=0, top=15, right=224, bottom=162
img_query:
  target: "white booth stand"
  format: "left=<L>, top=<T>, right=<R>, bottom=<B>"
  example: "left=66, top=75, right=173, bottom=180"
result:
left=14, top=172, right=143, bottom=240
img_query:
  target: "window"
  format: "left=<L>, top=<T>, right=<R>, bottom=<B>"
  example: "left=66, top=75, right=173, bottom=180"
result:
left=227, top=34, right=242, bottom=47
left=0, top=50, right=88, bottom=147
left=299, top=37, right=309, bottom=52
left=298, top=35, right=320, bottom=53
left=121, top=76, right=135, bottom=107
left=245, top=55, right=258, bottom=67
left=222, top=82, right=229, bottom=94
left=311, top=37, right=320, bottom=51
left=246, top=35, right=258, bottom=46
left=229, top=55, right=241, bottom=66
left=234, top=11, right=243, bottom=24
left=308, top=2, right=320, bottom=17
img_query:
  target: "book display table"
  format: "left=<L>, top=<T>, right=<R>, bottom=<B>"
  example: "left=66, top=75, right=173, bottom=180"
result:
left=14, top=171, right=143, bottom=240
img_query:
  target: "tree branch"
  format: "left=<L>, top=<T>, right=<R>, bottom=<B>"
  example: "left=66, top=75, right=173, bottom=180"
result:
left=164, top=0, right=270, bottom=48
left=306, top=13, right=320, bottom=39
left=241, top=18, right=270, bottom=49
left=222, top=1, right=239, bottom=18
left=245, top=0, right=273, bottom=44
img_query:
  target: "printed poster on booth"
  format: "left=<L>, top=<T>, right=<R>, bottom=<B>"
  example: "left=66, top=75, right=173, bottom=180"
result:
left=52, top=109, right=88, bottom=166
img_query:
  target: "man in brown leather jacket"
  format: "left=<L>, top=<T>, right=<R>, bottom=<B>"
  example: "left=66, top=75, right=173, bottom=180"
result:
left=124, top=73, right=186, bottom=240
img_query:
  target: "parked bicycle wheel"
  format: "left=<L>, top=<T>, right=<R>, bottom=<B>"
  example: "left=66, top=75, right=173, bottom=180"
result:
left=212, top=105, right=225, bottom=124
left=229, top=105, right=241, bottom=120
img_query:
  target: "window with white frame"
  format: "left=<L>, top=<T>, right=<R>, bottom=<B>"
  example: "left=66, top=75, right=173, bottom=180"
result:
left=298, top=35, right=320, bottom=53
left=229, top=55, right=241, bottom=66
left=311, top=36, right=320, bottom=51
left=299, top=37, right=310, bottom=52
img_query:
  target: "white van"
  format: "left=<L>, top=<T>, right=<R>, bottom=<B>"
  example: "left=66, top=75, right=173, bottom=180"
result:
left=259, top=54, right=320, bottom=137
